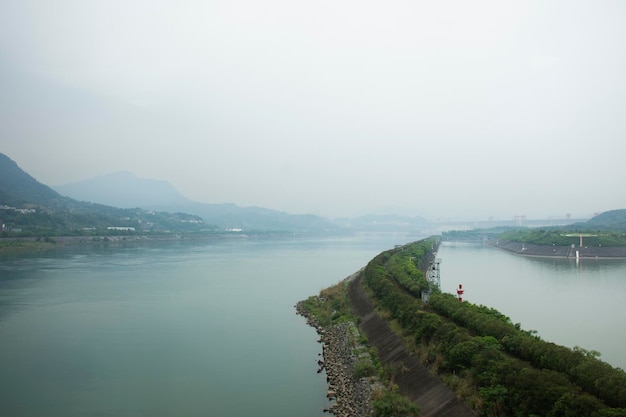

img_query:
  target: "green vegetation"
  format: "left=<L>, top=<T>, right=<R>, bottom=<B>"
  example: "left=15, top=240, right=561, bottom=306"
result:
left=584, top=209, right=626, bottom=230
left=353, top=358, right=377, bottom=379
left=362, top=238, right=626, bottom=417
left=0, top=204, right=212, bottom=237
left=0, top=238, right=57, bottom=253
left=498, top=229, right=626, bottom=247
left=299, top=280, right=420, bottom=417
left=442, top=209, right=626, bottom=248
left=372, top=386, right=420, bottom=417
left=0, top=153, right=217, bottom=238
left=299, top=281, right=355, bottom=327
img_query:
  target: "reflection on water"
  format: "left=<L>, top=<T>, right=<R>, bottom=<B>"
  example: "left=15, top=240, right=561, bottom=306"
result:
left=438, top=242, right=626, bottom=370
left=4, top=235, right=622, bottom=417
left=0, top=235, right=411, bottom=417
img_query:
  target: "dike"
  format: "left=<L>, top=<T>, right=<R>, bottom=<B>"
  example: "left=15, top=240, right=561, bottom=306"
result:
left=490, top=239, right=626, bottom=259
left=296, top=276, right=376, bottom=417
left=297, top=267, right=475, bottom=417
left=348, top=274, right=476, bottom=417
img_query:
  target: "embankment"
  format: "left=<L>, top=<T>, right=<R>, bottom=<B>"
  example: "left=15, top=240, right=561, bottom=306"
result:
left=300, top=237, right=626, bottom=416
left=296, top=272, right=376, bottom=417
left=348, top=274, right=475, bottom=417
left=297, top=238, right=475, bottom=417
left=491, top=239, right=626, bottom=259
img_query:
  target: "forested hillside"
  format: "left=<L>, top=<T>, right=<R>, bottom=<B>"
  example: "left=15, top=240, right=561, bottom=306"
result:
left=584, top=209, right=626, bottom=230
left=0, top=153, right=62, bottom=206
left=0, top=153, right=211, bottom=236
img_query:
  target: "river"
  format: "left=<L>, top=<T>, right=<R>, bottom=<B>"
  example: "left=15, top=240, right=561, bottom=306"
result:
left=0, top=234, right=413, bottom=417
left=438, top=241, right=626, bottom=371
left=1, top=235, right=624, bottom=416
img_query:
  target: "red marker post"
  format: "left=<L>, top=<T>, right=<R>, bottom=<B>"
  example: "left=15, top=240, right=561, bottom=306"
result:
left=457, top=284, right=464, bottom=302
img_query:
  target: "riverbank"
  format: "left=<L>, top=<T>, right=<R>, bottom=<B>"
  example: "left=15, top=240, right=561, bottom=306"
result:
left=0, top=233, right=250, bottom=254
left=295, top=272, right=377, bottom=417
left=348, top=274, right=476, bottom=417
left=296, top=241, right=474, bottom=417
left=490, top=239, right=626, bottom=259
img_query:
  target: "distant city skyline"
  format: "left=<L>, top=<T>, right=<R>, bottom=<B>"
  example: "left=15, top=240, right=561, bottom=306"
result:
left=2, top=1, right=625, bottom=220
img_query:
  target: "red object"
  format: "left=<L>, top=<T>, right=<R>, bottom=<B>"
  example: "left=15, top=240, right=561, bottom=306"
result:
left=457, top=284, right=464, bottom=302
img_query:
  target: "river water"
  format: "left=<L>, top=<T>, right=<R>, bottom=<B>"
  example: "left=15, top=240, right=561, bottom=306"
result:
left=1, top=236, right=624, bottom=416
left=0, top=234, right=413, bottom=417
left=438, top=241, right=626, bottom=371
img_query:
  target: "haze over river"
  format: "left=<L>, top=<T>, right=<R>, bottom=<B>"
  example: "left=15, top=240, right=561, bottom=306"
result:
left=1, top=236, right=624, bottom=416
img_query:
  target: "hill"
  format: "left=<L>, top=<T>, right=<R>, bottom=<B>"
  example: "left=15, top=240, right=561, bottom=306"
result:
left=0, top=153, right=64, bottom=207
left=54, top=171, right=338, bottom=232
left=0, top=153, right=209, bottom=236
left=583, top=209, right=626, bottom=230
left=54, top=171, right=189, bottom=209
left=442, top=209, right=626, bottom=250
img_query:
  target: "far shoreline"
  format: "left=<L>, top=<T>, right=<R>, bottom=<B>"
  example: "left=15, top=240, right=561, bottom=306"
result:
left=0, top=232, right=254, bottom=255
left=488, top=239, right=626, bottom=259
left=0, top=230, right=361, bottom=255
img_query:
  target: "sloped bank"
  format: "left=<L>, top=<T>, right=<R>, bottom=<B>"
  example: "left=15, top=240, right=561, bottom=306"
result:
left=348, top=274, right=475, bottom=417
left=297, top=270, right=420, bottom=417
left=296, top=296, right=375, bottom=417
left=361, top=238, right=626, bottom=416
left=300, top=237, right=626, bottom=416
left=296, top=239, right=473, bottom=417
left=490, top=239, right=626, bottom=258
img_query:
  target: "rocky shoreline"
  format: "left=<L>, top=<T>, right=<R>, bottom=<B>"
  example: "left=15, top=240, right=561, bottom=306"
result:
left=295, top=291, right=376, bottom=416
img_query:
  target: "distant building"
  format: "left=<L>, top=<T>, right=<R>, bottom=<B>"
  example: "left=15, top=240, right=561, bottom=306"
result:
left=1, top=224, right=21, bottom=233
left=107, top=226, right=136, bottom=231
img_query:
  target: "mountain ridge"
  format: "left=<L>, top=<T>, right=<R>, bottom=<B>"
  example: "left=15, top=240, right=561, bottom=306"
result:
left=3, top=152, right=432, bottom=234
left=0, top=153, right=65, bottom=207
left=53, top=171, right=337, bottom=231
left=53, top=171, right=191, bottom=208
left=0, top=153, right=209, bottom=235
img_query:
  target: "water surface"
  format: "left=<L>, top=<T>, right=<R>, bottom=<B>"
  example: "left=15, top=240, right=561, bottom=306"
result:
left=3, top=235, right=623, bottom=417
left=0, top=235, right=413, bottom=417
left=438, top=242, right=626, bottom=370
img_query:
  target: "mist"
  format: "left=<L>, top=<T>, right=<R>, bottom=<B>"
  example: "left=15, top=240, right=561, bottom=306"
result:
left=1, top=1, right=624, bottom=219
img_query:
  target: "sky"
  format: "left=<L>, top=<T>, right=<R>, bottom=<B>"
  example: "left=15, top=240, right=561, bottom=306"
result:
left=1, top=0, right=625, bottom=220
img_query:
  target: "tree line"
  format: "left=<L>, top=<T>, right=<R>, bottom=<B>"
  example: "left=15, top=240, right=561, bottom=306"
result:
left=362, top=238, right=626, bottom=417
left=499, top=229, right=626, bottom=247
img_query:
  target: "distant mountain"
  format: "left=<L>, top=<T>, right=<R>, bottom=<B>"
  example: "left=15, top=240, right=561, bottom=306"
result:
left=10, top=156, right=430, bottom=234
left=0, top=153, right=207, bottom=235
left=0, top=153, right=65, bottom=207
left=181, top=201, right=336, bottom=232
left=54, top=171, right=337, bottom=232
left=54, top=171, right=190, bottom=209
left=582, top=209, right=626, bottom=230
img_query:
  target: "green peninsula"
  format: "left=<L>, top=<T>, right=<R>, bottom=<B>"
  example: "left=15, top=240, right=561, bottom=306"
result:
left=300, top=238, right=626, bottom=417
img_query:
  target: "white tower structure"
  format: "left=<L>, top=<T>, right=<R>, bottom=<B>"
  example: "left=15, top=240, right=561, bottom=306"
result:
left=427, top=258, right=441, bottom=291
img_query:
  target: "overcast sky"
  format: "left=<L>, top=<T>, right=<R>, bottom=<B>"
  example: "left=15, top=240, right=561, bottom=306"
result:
left=1, top=1, right=625, bottom=220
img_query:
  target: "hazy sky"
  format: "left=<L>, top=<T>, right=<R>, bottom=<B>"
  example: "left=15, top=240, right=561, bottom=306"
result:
left=1, top=1, right=625, bottom=219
